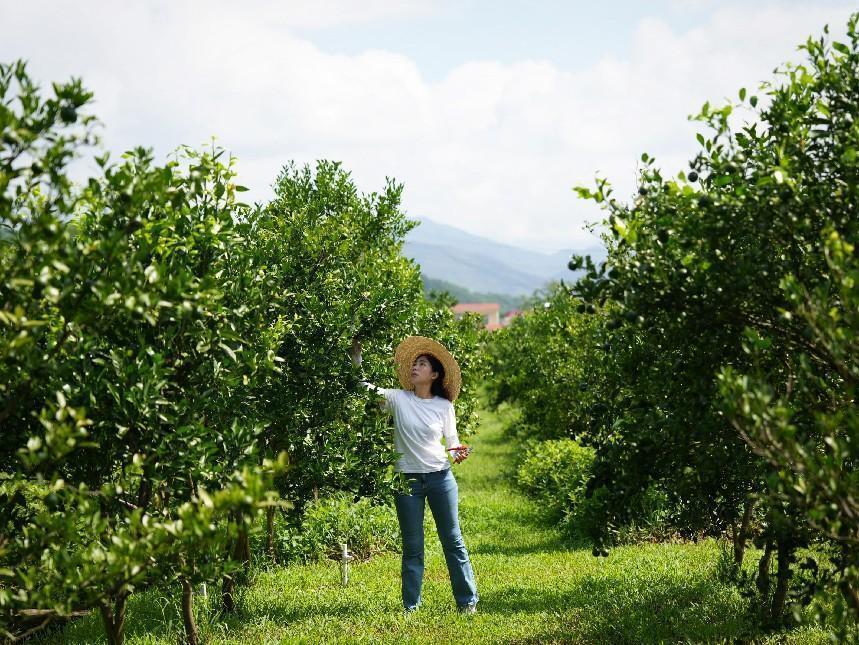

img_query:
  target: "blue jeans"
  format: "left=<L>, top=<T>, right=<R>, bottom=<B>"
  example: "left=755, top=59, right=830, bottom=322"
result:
left=394, top=468, right=479, bottom=610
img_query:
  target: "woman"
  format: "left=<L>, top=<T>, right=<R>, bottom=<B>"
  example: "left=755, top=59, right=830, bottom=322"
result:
left=349, top=335, right=479, bottom=615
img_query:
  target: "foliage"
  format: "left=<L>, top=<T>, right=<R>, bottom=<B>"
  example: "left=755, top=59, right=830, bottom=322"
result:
left=0, top=59, right=287, bottom=644
left=237, top=160, right=422, bottom=513
left=276, top=493, right=399, bottom=564
left=239, top=160, right=487, bottom=516
left=0, top=60, right=485, bottom=644
left=515, top=438, right=594, bottom=526
left=485, top=283, right=605, bottom=442
left=488, top=12, right=859, bottom=629
left=568, top=14, right=859, bottom=626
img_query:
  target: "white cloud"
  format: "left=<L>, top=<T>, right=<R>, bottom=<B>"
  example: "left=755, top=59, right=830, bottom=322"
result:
left=1, top=0, right=855, bottom=252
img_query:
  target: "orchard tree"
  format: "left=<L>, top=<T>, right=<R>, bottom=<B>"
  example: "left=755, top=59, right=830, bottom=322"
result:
left=0, top=62, right=282, bottom=644
left=0, top=58, right=488, bottom=645
left=486, top=282, right=606, bottom=444
left=570, top=13, right=859, bottom=625
left=238, top=161, right=487, bottom=562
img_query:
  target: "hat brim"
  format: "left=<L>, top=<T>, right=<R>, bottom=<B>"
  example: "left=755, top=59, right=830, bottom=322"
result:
left=393, top=336, right=462, bottom=401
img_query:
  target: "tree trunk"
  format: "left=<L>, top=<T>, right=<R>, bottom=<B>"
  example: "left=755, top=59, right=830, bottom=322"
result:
left=238, top=527, right=251, bottom=572
left=266, top=507, right=276, bottom=563
left=734, top=498, right=756, bottom=566
left=222, top=522, right=251, bottom=613
left=770, top=538, right=794, bottom=625
left=222, top=573, right=235, bottom=614
left=839, top=577, right=859, bottom=619
left=99, top=593, right=128, bottom=645
left=180, top=577, right=199, bottom=645
left=135, top=475, right=152, bottom=510
left=756, top=540, right=774, bottom=599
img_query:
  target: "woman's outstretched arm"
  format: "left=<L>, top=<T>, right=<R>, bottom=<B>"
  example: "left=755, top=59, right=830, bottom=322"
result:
left=350, top=337, right=389, bottom=410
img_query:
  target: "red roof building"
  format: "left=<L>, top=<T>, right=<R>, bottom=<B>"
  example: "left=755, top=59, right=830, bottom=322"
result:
left=451, top=303, right=501, bottom=328
left=501, top=309, right=523, bottom=326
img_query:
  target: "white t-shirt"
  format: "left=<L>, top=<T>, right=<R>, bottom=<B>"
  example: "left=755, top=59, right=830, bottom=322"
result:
left=362, top=382, right=460, bottom=473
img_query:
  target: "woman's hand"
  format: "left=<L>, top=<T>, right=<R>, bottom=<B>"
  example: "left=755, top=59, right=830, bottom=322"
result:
left=349, top=337, right=363, bottom=367
left=449, top=445, right=471, bottom=464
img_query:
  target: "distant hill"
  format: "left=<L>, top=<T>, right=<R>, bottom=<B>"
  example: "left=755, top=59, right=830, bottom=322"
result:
left=403, top=217, right=605, bottom=297
left=421, top=277, right=526, bottom=315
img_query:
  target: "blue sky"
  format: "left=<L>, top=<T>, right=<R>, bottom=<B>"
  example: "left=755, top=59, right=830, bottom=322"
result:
left=2, top=1, right=856, bottom=253
left=295, top=1, right=708, bottom=80
left=295, top=1, right=836, bottom=79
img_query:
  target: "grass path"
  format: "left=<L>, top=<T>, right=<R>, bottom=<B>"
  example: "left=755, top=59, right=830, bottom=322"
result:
left=48, top=401, right=834, bottom=644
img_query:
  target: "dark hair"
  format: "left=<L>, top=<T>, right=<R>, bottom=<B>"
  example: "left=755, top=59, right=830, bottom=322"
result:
left=420, top=353, right=448, bottom=400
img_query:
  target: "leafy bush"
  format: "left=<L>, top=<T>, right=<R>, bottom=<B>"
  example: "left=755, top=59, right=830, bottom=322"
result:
left=244, top=160, right=488, bottom=519
left=577, top=13, right=857, bottom=628
left=516, top=439, right=676, bottom=545
left=516, top=439, right=594, bottom=525
left=571, top=14, right=859, bottom=626
left=278, top=494, right=399, bottom=564
left=0, top=59, right=284, bottom=643
left=486, top=283, right=605, bottom=443
left=493, top=14, right=859, bottom=628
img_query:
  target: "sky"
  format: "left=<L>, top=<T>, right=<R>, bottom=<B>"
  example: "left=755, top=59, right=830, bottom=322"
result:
left=2, top=1, right=855, bottom=253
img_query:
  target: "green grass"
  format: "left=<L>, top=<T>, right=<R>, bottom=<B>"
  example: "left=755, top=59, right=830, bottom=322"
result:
left=41, top=401, right=842, bottom=644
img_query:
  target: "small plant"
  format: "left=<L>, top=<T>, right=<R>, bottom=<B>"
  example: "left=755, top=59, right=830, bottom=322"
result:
left=516, top=439, right=594, bottom=525
left=278, top=493, right=400, bottom=564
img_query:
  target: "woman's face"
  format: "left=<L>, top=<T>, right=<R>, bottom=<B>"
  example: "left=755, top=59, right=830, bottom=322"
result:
left=410, top=354, right=438, bottom=388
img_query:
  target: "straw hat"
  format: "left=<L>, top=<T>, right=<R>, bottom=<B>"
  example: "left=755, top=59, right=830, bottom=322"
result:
left=393, top=336, right=462, bottom=401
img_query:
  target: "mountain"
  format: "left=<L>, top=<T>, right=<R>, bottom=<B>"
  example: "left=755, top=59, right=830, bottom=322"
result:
left=403, top=218, right=605, bottom=297
left=422, top=277, right=527, bottom=314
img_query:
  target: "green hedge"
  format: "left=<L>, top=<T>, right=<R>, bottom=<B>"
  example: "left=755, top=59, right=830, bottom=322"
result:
left=516, top=439, right=594, bottom=526
left=516, top=439, right=675, bottom=545
left=278, top=493, right=400, bottom=563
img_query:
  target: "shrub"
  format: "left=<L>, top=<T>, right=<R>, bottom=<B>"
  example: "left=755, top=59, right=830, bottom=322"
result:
left=516, top=439, right=679, bottom=545
left=572, top=485, right=676, bottom=547
left=278, top=493, right=400, bottom=564
left=516, top=439, right=595, bottom=525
